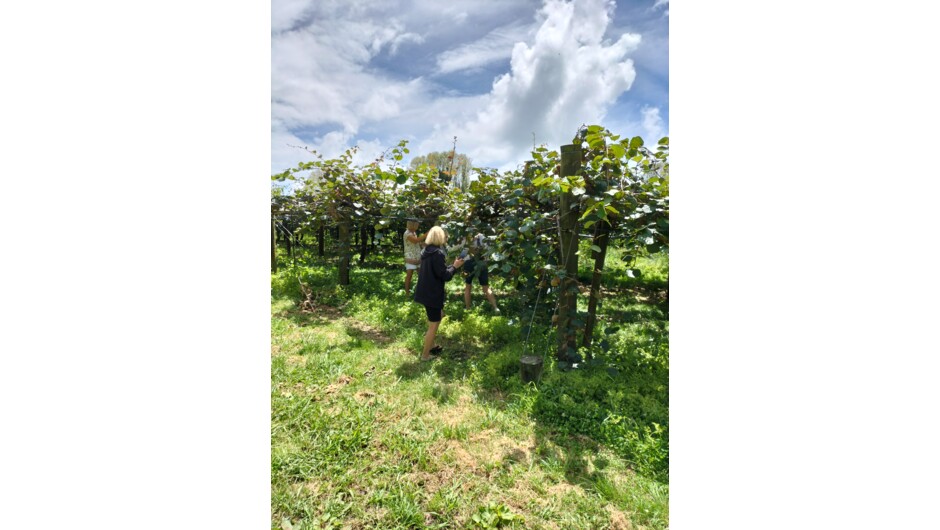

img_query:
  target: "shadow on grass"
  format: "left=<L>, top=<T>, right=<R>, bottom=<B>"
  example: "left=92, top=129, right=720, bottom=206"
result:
left=273, top=258, right=669, bottom=493
left=273, top=304, right=342, bottom=329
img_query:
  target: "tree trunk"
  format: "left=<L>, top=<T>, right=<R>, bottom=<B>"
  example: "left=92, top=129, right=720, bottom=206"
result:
left=338, top=219, right=351, bottom=285
left=556, top=143, right=582, bottom=362
left=359, top=224, right=368, bottom=263
left=582, top=221, right=611, bottom=353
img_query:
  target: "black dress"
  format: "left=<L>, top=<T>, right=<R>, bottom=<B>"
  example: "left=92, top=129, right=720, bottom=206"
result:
left=413, top=245, right=457, bottom=309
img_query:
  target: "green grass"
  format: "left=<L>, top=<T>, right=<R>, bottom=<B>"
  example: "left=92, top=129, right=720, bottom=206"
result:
left=272, top=245, right=668, bottom=530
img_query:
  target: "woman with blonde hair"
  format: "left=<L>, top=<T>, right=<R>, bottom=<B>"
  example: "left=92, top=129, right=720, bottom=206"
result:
left=413, top=226, right=464, bottom=361
left=402, top=218, right=426, bottom=297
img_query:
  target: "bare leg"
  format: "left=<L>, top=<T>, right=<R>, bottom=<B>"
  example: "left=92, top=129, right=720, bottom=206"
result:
left=405, top=269, right=414, bottom=295
left=421, top=320, right=441, bottom=360
left=482, top=285, right=498, bottom=311
left=464, top=283, right=472, bottom=309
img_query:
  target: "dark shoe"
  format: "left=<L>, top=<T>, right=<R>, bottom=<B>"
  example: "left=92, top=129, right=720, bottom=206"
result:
left=430, top=345, right=443, bottom=355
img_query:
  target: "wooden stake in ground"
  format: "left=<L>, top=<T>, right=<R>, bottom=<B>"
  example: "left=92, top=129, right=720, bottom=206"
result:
left=557, top=143, right=581, bottom=362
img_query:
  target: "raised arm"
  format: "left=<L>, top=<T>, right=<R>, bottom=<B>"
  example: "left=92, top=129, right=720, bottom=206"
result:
left=406, top=232, right=427, bottom=244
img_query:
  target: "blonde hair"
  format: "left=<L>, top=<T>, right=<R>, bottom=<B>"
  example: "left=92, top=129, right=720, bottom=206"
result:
left=424, top=226, right=447, bottom=246
left=406, top=220, right=419, bottom=232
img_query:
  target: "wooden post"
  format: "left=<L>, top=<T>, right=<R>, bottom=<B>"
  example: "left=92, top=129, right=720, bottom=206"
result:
left=557, top=144, right=582, bottom=362
left=271, top=217, right=277, bottom=273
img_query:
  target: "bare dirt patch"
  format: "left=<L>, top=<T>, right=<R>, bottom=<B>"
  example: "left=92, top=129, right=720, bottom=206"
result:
left=448, top=440, right=480, bottom=473
left=607, top=504, right=634, bottom=530
left=354, top=390, right=377, bottom=404
left=547, top=482, right=582, bottom=498
left=286, top=355, right=306, bottom=366
left=279, top=382, right=321, bottom=399
left=324, top=374, right=353, bottom=395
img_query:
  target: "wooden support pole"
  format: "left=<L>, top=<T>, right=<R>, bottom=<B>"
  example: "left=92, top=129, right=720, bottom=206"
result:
left=556, top=143, right=582, bottom=362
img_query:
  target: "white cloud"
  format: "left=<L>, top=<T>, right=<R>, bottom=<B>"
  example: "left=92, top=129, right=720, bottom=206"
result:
left=435, top=22, right=532, bottom=74
left=652, top=0, right=669, bottom=17
left=271, top=0, right=314, bottom=33
left=271, top=0, right=663, bottom=175
left=271, top=122, right=389, bottom=173
left=641, top=106, right=666, bottom=142
left=271, top=18, right=431, bottom=134
left=446, top=0, right=642, bottom=170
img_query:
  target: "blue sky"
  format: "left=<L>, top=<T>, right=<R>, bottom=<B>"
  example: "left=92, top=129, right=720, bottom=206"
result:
left=272, top=0, right=668, bottom=175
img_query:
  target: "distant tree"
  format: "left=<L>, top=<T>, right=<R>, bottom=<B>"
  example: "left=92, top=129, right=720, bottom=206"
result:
left=410, top=151, right=472, bottom=191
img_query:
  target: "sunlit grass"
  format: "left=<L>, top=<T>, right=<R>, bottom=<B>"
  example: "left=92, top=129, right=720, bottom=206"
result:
left=272, top=246, right=668, bottom=529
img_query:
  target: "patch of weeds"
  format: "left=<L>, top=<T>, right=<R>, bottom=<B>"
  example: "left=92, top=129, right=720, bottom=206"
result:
left=442, top=423, right=471, bottom=441
left=471, top=502, right=524, bottom=529
left=431, top=383, right=458, bottom=405
left=369, top=484, right=426, bottom=529
left=427, top=483, right=463, bottom=522
left=593, top=472, right=669, bottom=529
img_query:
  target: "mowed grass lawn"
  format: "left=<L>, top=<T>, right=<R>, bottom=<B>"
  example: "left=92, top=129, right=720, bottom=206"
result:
left=271, top=249, right=668, bottom=529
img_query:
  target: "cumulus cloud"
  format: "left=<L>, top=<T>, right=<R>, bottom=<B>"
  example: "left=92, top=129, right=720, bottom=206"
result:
left=271, top=0, right=664, bottom=175
left=449, top=0, right=641, bottom=169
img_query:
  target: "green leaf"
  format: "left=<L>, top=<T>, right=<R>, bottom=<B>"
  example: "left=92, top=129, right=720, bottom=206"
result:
left=591, top=245, right=602, bottom=253
left=501, top=263, right=511, bottom=273
left=579, top=201, right=599, bottom=221
left=608, top=143, right=625, bottom=159
left=630, top=136, right=644, bottom=149
left=587, top=135, right=606, bottom=150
